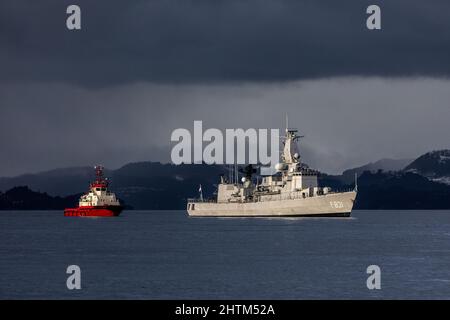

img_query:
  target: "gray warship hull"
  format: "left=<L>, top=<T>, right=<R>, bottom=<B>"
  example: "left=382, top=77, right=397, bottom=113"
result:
left=187, top=190, right=356, bottom=217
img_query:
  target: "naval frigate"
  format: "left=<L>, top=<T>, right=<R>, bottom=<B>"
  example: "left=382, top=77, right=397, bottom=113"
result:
left=187, top=126, right=357, bottom=217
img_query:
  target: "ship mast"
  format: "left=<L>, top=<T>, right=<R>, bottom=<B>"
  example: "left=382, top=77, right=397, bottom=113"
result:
left=282, top=119, right=303, bottom=164
left=91, top=165, right=108, bottom=189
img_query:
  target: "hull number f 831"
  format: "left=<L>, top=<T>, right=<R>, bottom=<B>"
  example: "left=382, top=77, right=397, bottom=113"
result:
left=330, top=201, right=344, bottom=208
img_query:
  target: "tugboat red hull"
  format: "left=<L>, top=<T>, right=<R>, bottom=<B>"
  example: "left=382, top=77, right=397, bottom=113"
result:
left=64, top=206, right=123, bottom=217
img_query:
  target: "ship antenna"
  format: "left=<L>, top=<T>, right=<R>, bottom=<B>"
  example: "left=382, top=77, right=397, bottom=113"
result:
left=230, top=164, right=233, bottom=184
left=199, top=184, right=203, bottom=202
left=354, top=172, right=358, bottom=193
left=286, top=113, right=289, bottom=132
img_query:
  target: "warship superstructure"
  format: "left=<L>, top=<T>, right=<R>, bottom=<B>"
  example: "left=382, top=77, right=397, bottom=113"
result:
left=187, top=126, right=357, bottom=217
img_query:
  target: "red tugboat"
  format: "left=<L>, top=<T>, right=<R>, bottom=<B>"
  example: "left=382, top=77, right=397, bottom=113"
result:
left=64, top=166, right=123, bottom=217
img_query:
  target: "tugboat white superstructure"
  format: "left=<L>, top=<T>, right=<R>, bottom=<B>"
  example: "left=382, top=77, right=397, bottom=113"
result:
left=187, top=125, right=357, bottom=217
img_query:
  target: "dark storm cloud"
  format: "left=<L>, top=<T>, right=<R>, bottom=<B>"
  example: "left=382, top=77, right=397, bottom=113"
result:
left=1, top=78, right=450, bottom=176
left=1, top=0, right=450, bottom=86
left=1, top=1, right=450, bottom=177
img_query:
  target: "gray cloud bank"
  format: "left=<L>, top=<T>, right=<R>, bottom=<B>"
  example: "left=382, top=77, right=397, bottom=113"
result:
left=1, top=1, right=450, bottom=177
left=1, top=78, right=449, bottom=176
left=1, top=0, right=450, bottom=86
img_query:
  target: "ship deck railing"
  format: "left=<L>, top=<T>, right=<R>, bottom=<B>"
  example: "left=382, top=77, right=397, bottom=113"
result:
left=255, top=189, right=354, bottom=202
left=187, top=188, right=355, bottom=204
left=187, top=198, right=217, bottom=203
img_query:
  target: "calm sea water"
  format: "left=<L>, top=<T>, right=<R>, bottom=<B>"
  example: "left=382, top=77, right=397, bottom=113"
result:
left=1, top=210, right=450, bottom=299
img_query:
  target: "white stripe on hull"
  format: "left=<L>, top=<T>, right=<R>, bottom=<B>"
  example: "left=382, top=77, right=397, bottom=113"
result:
left=187, top=191, right=356, bottom=217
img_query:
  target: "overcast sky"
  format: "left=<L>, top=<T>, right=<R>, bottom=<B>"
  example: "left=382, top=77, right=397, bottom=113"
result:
left=1, top=1, right=450, bottom=176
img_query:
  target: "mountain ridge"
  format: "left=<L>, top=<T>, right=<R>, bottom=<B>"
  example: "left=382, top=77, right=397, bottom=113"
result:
left=1, top=150, right=450, bottom=210
left=404, top=150, right=450, bottom=185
